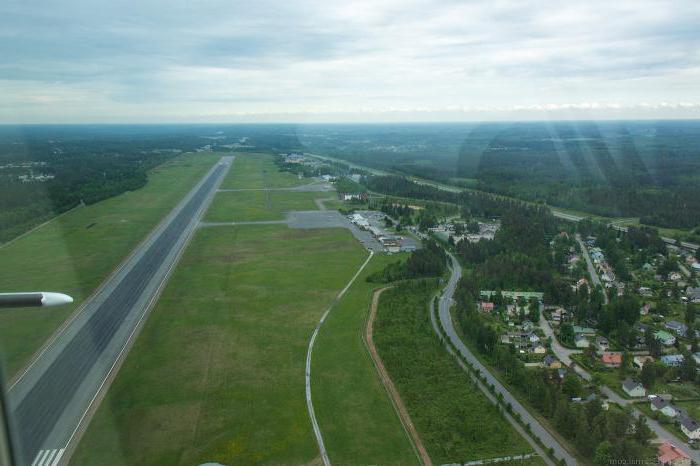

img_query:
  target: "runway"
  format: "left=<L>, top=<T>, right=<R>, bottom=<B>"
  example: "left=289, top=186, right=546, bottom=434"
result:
left=7, top=156, right=232, bottom=466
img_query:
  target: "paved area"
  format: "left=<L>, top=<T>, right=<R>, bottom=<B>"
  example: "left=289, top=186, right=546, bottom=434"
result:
left=434, top=253, right=574, bottom=466
left=575, top=233, right=608, bottom=304
left=8, top=157, right=233, bottom=466
left=217, top=180, right=334, bottom=192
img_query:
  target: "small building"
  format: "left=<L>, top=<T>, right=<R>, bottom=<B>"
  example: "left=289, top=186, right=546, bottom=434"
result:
left=527, top=332, right=540, bottom=344
left=595, top=336, right=609, bottom=351
left=551, top=307, right=568, bottom=323
left=657, top=442, right=691, bottom=466
left=669, top=272, right=682, bottom=281
left=573, top=326, right=596, bottom=336
left=532, top=344, right=546, bottom=354
left=574, top=334, right=590, bottom=348
left=666, top=320, right=689, bottom=337
left=680, top=416, right=700, bottom=440
left=542, top=355, right=562, bottom=369
left=661, top=354, right=684, bottom=367
left=633, top=355, right=654, bottom=369
left=638, top=286, right=653, bottom=297
left=479, top=302, right=495, bottom=313
left=654, top=330, right=677, bottom=346
left=601, top=352, right=622, bottom=368
left=622, top=378, right=646, bottom=397
left=650, top=397, right=679, bottom=418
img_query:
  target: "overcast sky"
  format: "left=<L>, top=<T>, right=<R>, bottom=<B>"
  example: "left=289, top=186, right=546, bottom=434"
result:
left=1, top=0, right=699, bottom=123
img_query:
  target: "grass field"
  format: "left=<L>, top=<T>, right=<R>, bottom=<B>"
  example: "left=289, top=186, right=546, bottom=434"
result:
left=0, top=153, right=220, bottom=376
left=374, top=280, right=534, bottom=465
left=220, top=153, right=307, bottom=189
left=312, top=253, right=419, bottom=465
left=72, top=225, right=368, bottom=465
left=204, top=190, right=326, bottom=222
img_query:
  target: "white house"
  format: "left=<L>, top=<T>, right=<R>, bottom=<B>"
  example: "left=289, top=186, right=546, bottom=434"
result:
left=622, top=378, right=646, bottom=398
left=680, top=416, right=700, bottom=440
left=574, top=334, right=590, bottom=348
left=650, top=397, right=679, bottom=418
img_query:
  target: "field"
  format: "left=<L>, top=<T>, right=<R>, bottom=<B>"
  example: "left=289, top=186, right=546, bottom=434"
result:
left=374, top=280, right=534, bottom=464
left=312, top=253, right=419, bottom=465
left=0, top=153, right=220, bottom=376
left=220, top=152, right=307, bottom=189
left=71, top=225, right=368, bottom=465
left=204, top=190, right=328, bottom=222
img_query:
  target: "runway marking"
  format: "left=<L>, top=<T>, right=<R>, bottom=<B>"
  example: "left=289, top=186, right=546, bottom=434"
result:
left=304, top=250, right=374, bottom=466
left=32, top=449, right=64, bottom=466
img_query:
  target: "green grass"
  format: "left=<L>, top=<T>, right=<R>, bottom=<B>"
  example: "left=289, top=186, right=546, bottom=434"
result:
left=204, top=190, right=326, bottom=222
left=374, top=280, right=533, bottom=464
left=312, top=252, right=419, bottom=465
left=0, top=153, right=220, bottom=376
left=221, top=153, right=307, bottom=189
left=72, top=225, right=368, bottom=466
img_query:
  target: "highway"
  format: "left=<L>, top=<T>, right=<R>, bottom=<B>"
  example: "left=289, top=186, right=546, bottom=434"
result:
left=7, top=156, right=232, bottom=466
left=434, top=253, right=577, bottom=466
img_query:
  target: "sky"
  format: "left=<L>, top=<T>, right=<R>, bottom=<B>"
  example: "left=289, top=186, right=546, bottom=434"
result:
left=1, top=0, right=699, bottom=123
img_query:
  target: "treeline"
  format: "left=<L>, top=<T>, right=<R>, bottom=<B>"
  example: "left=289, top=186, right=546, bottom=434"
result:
left=455, top=300, right=655, bottom=463
left=367, top=240, right=447, bottom=283
left=0, top=131, right=210, bottom=242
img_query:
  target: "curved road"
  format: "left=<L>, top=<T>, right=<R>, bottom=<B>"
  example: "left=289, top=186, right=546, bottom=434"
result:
left=434, top=253, right=577, bottom=466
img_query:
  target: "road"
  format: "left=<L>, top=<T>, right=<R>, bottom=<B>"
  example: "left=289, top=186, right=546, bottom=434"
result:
left=434, top=253, right=576, bottom=466
left=7, top=156, right=232, bottom=466
left=575, top=234, right=609, bottom=305
left=538, top=316, right=580, bottom=367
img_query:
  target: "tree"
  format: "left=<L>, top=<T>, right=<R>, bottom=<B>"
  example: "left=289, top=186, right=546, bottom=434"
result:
left=594, top=441, right=614, bottom=466
left=633, top=415, right=653, bottom=446
left=560, top=323, right=574, bottom=344
left=563, top=374, right=583, bottom=398
left=640, top=363, right=656, bottom=388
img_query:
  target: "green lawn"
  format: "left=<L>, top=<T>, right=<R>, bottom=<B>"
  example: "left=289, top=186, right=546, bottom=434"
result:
left=221, top=153, right=307, bottom=189
left=374, top=280, right=534, bottom=465
left=0, top=153, right=220, bottom=376
left=312, top=252, right=419, bottom=465
left=204, top=190, right=326, bottom=222
left=72, top=225, right=368, bottom=466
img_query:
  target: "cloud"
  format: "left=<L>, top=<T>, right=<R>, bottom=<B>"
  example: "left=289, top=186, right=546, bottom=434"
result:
left=0, top=0, right=699, bottom=122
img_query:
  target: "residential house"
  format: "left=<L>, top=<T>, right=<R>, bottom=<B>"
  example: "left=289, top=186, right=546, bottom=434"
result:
left=622, top=378, right=646, bottom=397
left=479, top=302, right=495, bottom=313
left=633, top=355, right=654, bottom=369
left=654, top=330, right=677, bottom=346
left=527, top=332, right=540, bottom=344
left=657, top=442, right=691, bottom=466
left=551, top=307, right=568, bottom=323
left=573, top=326, right=596, bottom=336
left=650, top=397, right=679, bottom=418
left=601, top=352, right=622, bottom=368
left=595, top=336, right=609, bottom=351
left=638, top=286, right=653, bottom=297
left=635, top=322, right=649, bottom=334
left=542, top=355, right=562, bottom=369
left=574, top=334, right=590, bottom=348
left=640, top=303, right=651, bottom=316
left=666, top=320, right=689, bottom=337
left=522, top=320, right=535, bottom=332
left=532, top=344, right=546, bottom=354
left=686, top=287, right=700, bottom=304
left=661, top=354, right=684, bottom=367
left=669, top=272, right=682, bottom=281
left=680, top=416, right=700, bottom=440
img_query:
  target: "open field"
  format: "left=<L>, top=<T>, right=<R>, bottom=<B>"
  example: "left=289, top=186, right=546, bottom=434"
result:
left=72, top=225, right=368, bottom=465
left=220, top=153, right=307, bottom=189
left=0, top=153, right=220, bottom=376
left=204, top=190, right=328, bottom=222
left=374, top=280, right=534, bottom=465
left=312, top=253, right=419, bottom=465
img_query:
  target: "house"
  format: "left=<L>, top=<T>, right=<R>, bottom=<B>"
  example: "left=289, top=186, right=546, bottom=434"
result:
left=338, top=191, right=368, bottom=201
left=532, top=344, right=546, bottom=354
left=595, top=336, right=609, bottom=351
left=557, top=368, right=567, bottom=379
left=574, top=334, right=590, bottom=348
left=642, top=263, right=654, bottom=271
left=573, top=326, right=596, bottom=336
left=634, top=322, right=649, bottom=334
left=522, top=320, right=535, bottom=331
left=666, top=320, right=689, bottom=337
left=638, top=286, right=653, bottom=297
left=479, top=302, right=495, bottom=313
left=542, top=355, right=562, bottom=369
left=680, top=416, right=700, bottom=440
left=661, top=354, right=684, bottom=367
left=601, top=352, right=622, bottom=367
left=657, top=442, right=691, bottom=466
left=633, top=355, right=654, bottom=369
left=650, top=397, right=680, bottom=418
left=654, top=330, right=677, bottom=346
left=669, top=272, right=682, bottom=281
left=527, top=332, right=540, bottom=344
left=686, top=287, right=700, bottom=304
left=551, top=307, right=568, bottom=323
left=622, top=378, right=646, bottom=397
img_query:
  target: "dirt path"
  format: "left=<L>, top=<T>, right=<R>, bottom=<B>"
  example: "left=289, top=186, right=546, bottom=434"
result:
left=365, top=287, right=433, bottom=466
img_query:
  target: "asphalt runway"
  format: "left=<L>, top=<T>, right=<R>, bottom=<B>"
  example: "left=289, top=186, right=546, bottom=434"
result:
left=7, top=157, right=232, bottom=466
